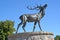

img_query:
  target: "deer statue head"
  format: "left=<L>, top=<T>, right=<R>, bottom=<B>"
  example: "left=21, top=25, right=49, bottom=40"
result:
left=27, top=4, right=47, bottom=11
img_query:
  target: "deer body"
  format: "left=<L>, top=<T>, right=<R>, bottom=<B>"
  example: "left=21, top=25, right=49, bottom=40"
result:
left=16, top=4, right=47, bottom=33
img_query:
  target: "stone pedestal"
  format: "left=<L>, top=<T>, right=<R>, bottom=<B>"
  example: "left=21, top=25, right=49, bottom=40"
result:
left=8, top=32, right=54, bottom=40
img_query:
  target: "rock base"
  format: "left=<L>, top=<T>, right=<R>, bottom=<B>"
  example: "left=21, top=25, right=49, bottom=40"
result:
left=8, top=32, right=54, bottom=40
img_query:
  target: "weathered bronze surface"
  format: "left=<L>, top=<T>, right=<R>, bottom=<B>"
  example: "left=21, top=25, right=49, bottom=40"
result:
left=16, top=4, right=47, bottom=33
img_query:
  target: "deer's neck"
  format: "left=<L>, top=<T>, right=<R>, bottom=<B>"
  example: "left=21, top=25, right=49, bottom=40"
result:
left=38, top=11, right=45, bottom=18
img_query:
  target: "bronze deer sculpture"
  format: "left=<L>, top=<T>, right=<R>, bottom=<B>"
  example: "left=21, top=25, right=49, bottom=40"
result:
left=16, top=4, right=47, bottom=33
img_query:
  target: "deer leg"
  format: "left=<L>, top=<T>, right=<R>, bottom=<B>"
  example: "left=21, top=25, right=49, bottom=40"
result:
left=22, top=22, right=26, bottom=32
left=38, top=21, right=42, bottom=31
left=16, top=22, right=22, bottom=34
left=33, top=22, right=37, bottom=32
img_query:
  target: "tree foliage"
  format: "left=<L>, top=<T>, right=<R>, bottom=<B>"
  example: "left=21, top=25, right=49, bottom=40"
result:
left=55, top=35, right=60, bottom=40
left=0, top=20, right=15, bottom=40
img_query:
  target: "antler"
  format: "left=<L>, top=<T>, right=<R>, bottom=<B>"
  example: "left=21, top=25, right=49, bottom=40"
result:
left=27, top=5, right=39, bottom=10
left=27, top=6, right=34, bottom=10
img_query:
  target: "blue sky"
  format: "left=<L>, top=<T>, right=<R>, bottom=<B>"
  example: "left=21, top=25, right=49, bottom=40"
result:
left=0, top=0, right=60, bottom=36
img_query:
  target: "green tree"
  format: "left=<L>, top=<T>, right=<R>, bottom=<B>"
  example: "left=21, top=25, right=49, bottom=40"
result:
left=55, top=35, right=60, bottom=40
left=0, top=20, right=15, bottom=40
